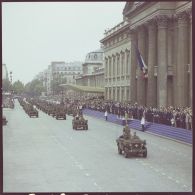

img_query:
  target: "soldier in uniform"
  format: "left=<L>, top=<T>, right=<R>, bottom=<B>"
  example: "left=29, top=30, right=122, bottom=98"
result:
left=123, top=124, right=132, bottom=139
left=132, top=132, right=139, bottom=139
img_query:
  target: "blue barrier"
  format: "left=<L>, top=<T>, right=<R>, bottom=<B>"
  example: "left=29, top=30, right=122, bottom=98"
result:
left=83, top=109, right=192, bottom=144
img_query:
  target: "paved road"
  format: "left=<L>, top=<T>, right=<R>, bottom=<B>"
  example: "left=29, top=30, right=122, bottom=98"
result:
left=3, top=100, right=192, bottom=192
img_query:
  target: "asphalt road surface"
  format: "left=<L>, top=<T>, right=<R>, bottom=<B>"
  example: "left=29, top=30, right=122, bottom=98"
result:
left=3, top=100, right=192, bottom=192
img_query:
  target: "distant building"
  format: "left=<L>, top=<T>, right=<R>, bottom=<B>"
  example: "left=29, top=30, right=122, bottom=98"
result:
left=51, top=61, right=82, bottom=85
left=34, top=61, right=82, bottom=95
left=2, top=64, right=9, bottom=80
left=76, top=49, right=104, bottom=88
left=100, top=20, right=130, bottom=102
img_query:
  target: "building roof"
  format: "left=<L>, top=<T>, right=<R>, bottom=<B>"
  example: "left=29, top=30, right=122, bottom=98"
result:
left=59, top=84, right=104, bottom=93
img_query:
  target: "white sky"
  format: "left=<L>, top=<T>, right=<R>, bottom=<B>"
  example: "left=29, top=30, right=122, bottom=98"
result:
left=2, top=2, right=125, bottom=84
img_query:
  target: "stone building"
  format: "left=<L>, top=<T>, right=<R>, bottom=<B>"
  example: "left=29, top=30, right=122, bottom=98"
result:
left=51, top=61, right=82, bottom=84
left=100, top=20, right=131, bottom=102
left=2, top=64, right=9, bottom=80
left=76, top=49, right=104, bottom=88
left=101, top=1, right=192, bottom=107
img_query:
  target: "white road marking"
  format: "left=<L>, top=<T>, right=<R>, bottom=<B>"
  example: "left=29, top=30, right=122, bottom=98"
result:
left=85, top=173, right=90, bottom=176
left=168, top=176, right=173, bottom=180
left=161, top=172, right=166, bottom=176
left=175, top=180, right=180, bottom=183
left=154, top=169, right=159, bottom=172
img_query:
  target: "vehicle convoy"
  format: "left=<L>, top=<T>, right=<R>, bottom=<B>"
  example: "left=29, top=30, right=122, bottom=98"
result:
left=28, top=109, right=39, bottom=118
left=72, top=114, right=88, bottom=130
left=55, top=109, right=66, bottom=120
left=116, top=125, right=147, bottom=158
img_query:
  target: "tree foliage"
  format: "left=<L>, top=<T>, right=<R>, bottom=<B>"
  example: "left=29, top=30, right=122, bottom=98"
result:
left=24, top=79, right=46, bottom=96
left=51, top=74, right=67, bottom=95
left=2, top=79, right=11, bottom=92
left=12, top=80, right=24, bottom=94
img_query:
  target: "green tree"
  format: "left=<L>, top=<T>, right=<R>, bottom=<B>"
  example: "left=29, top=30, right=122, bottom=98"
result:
left=2, top=79, right=11, bottom=92
left=12, top=80, right=24, bottom=94
left=24, top=79, right=46, bottom=96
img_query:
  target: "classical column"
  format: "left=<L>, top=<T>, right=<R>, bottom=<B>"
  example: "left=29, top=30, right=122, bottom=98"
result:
left=111, top=87, right=113, bottom=100
left=146, top=19, right=157, bottom=107
left=119, top=86, right=122, bottom=102
left=115, top=86, right=117, bottom=100
left=176, top=11, right=189, bottom=107
left=172, top=17, right=178, bottom=107
left=125, top=50, right=130, bottom=76
left=156, top=15, right=169, bottom=107
left=129, top=29, right=137, bottom=104
left=187, top=9, right=192, bottom=107
left=113, top=55, right=116, bottom=79
left=137, top=25, right=146, bottom=106
left=110, top=56, right=113, bottom=78
left=167, top=18, right=174, bottom=106
left=107, top=56, right=110, bottom=78
left=124, top=86, right=127, bottom=101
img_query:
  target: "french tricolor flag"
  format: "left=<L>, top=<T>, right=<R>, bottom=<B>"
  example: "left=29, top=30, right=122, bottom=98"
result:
left=133, top=43, right=148, bottom=79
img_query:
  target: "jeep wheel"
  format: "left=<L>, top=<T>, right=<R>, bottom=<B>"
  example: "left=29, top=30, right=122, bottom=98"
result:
left=143, top=150, right=147, bottom=158
left=124, top=147, right=129, bottom=158
left=118, top=145, right=122, bottom=154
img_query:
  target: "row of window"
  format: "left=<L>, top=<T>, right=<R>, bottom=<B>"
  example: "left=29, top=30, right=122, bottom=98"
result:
left=105, top=51, right=130, bottom=77
left=54, top=67, right=81, bottom=71
left=53, top=72, right=81, bottom=75
left=104, top=32, right=128, bottom=48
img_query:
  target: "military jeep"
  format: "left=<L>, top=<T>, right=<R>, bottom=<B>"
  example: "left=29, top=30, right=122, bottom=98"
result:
left=56, top=110, right=66, bottom=120
left=116, top=135, right=147, bottom=158
left=28, top=109, right=39, bottom=118
left=72, top=118, right=88, bottom=130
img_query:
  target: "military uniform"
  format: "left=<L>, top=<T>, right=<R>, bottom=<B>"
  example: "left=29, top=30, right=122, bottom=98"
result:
left=123, top=125, right=131, bottom=139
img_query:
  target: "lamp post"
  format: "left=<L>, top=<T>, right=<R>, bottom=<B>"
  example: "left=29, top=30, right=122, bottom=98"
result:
left=9, top=71, right=13, bottom=97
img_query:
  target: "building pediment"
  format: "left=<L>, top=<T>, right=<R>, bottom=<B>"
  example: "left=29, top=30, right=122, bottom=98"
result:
left=123, top=2, right=145, bottom=17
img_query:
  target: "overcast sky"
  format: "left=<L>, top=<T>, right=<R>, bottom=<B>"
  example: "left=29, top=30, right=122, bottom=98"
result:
left=2, top=2, right=125, bottom=84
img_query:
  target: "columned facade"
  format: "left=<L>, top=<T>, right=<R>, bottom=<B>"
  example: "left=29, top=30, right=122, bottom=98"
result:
left=129, top=30, right=137, bottom=103
left=176, top=11, right=190, bottom=107
left=101, top=20, right=131, bottom=102
left=101, top=2, right=192, bottom=107
left=146, top=19, right=157, bottom=107
left=122, top=1, right=192, bottom=108
left=156, top=15, right=168, bottom=107
left=137, top=25, right=147, bottom=106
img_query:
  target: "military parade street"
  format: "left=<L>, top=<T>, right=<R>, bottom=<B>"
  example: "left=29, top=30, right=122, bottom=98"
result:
left=2, top=1, right=193, bottom=194
left=3, top=97, right=192, bottom=192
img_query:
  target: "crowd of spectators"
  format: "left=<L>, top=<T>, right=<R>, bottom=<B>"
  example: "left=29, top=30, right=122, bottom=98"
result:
left=48, top=94, right=193, bottom=130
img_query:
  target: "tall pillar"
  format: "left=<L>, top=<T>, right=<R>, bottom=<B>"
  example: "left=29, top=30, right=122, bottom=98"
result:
left=115, top=87, right=117, bottom=101
left=129, top=29, right=137, bottom=103
left=119, top=86, right=122, bottom=102
left=113, top=55, right=116, bottom=80
left=146, top=19, right=157, bottom=107
left=156, top=15, right=168, bottom=107
left=137, top=25, right=146, bottom=106
left=108, top=56, right=111, bottom=78
left=173, top=17, right=178, bottom=107
left=176, top=11, right=189, bottom=107
left=124, top=86, right=127, bottom=101
left=167, top=19, right=174, bottom=106
left=111, top=87, right=113, bottom=100
left=187, top=9, right=192, bottom=107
